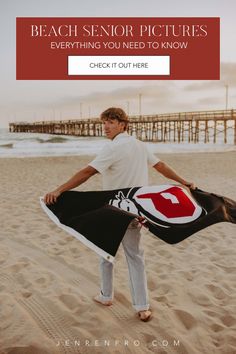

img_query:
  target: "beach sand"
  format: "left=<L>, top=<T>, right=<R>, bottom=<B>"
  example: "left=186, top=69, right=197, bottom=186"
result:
left=0, top=152, right=235, bottom=354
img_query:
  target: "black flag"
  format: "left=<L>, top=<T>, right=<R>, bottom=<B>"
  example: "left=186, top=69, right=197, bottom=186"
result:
left=40, top=185, right=236, bottom=262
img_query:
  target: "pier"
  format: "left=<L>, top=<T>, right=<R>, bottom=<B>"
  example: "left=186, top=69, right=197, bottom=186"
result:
left=9, top=109, right=236, bottom=144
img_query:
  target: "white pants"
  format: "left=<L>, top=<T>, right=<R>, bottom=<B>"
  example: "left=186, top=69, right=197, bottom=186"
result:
left=99, top=224, right=149, bottom=312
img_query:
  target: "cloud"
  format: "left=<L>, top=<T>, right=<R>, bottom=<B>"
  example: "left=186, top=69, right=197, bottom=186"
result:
left=197, top=96, right=223, bottom=105
left=183, top=81, right=222, bottom=91
left=40, top=82, right=176, bottom=111
left=183, top=62, right=236, bottom=91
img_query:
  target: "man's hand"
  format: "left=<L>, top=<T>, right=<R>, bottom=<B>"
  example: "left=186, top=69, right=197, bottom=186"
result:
left=183, top=182, right=196, bottom=190
left=154, top=162, right=196, bottom=190
left=136, top=216, right=148, bottom=228
left=44, top=189, right=61, bottom=205
left=43, top=165, right=98, bottom=205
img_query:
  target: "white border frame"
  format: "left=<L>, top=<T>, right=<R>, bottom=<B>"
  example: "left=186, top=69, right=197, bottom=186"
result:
left=39, top=197, right=114, bottom=263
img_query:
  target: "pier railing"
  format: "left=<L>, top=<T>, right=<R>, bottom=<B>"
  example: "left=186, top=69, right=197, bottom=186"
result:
left=9, top=109, right=236, bottom=144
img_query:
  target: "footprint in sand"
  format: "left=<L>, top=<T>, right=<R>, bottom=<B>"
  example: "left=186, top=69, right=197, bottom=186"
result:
left=39, top=233, right=50, bottom=239
left=220, top=315, right=236, bottom=327
left=11, top=224, right=20, bottom=229
left=190, top=288, right=213, bottom=306
left=174, top=309, right=197, bottom=330
left=205, top=284, right=229, bottom=300
left=153, top=295, right=169, bottom=304
left=21, top=290, right=32, bottom=298
left=148, top=279, right=158, bottom=291
left=35, top=274, right=53, bottom=288
left=177, top=270, right=194, bottom=281
left=58, top=293, right=80, bottom=311
left=211, top=323, right=226, bottom=332
left=157, top=282, right=172, bottom=295
left=8, top=261, right=30, bottom=273
left=204, top=309, right=221, bottom=318
left=0, top=246, right=10, bottom=265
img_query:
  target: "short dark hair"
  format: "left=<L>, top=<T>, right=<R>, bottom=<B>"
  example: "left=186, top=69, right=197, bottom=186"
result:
left=100, top=107, right=129, bottom=130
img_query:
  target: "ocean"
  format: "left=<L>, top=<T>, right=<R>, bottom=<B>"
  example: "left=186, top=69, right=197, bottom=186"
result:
left=0, top=128, right=235, bottom=158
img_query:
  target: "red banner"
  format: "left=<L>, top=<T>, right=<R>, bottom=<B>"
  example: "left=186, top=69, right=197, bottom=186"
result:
left=16, top=17, right=220, bottom=80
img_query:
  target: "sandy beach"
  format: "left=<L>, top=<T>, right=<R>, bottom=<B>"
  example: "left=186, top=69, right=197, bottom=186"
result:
left=0, top=152, right=236, bottom=354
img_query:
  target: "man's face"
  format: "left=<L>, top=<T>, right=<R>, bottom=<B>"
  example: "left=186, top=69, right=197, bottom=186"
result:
left=103, top=119, right=125, bottom=140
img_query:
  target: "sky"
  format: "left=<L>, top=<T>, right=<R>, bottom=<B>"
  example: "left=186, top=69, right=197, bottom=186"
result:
left=0, top=0, right=236, bottom=128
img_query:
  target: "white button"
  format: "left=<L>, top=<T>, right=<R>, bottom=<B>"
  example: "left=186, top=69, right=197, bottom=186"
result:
left=68, top=56, right=170, bottom=76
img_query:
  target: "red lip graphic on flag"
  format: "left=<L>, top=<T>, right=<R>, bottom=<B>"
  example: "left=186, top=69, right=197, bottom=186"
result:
left=136, top=186, right=195, bottom=218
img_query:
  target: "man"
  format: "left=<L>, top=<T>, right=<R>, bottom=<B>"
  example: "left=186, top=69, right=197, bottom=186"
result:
left=44, top=107, right=195, bottom=322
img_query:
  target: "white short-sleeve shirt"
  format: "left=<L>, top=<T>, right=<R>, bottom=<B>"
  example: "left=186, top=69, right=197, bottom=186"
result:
left=89, top=132, right=160, bottom=190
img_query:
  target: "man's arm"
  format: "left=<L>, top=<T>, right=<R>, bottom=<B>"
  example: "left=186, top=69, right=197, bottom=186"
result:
left=153, top=161, right=195, bottom=189
left=44, top=165, right=98, bottom=205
